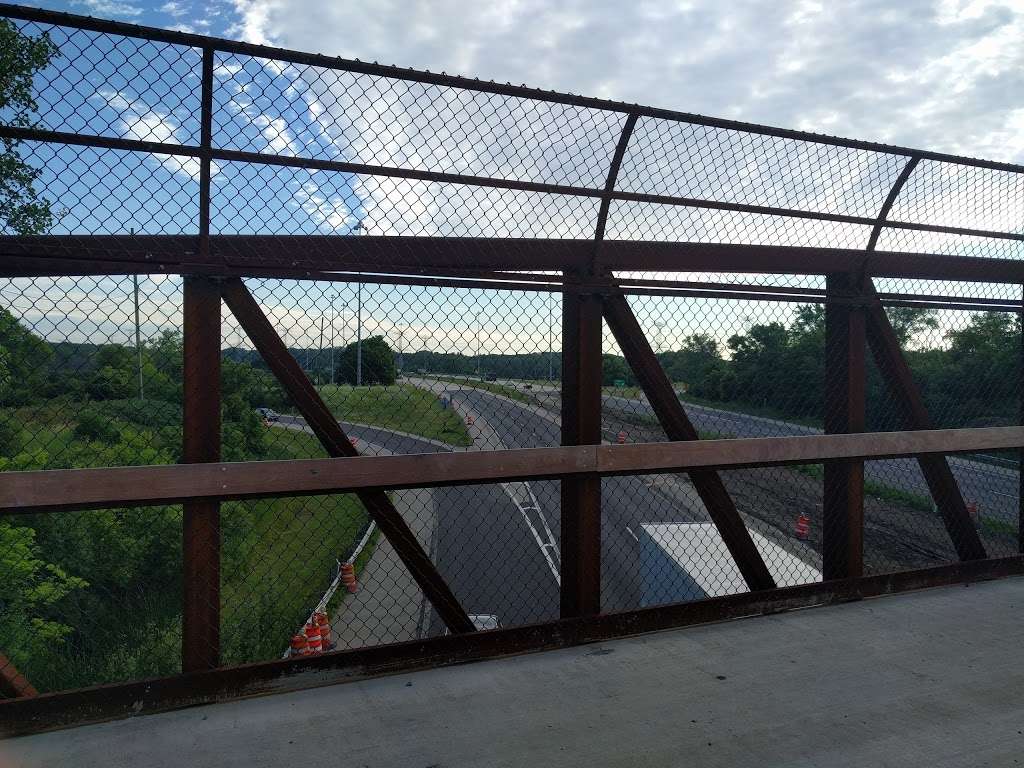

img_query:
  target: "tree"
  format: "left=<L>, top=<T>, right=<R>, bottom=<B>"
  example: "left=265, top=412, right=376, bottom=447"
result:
left=601, top=354, right=633, bottom=387
left=1, top=20, right=59, bottom=234
left=0, top=307, right=53, bottom=405
left=337, top=336, right=397, bottom=385
left=886, top=306, right=938, bottom=347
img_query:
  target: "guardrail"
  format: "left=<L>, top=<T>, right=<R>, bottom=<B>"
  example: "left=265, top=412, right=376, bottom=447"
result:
left=1, top=2, right=1023, bottom=736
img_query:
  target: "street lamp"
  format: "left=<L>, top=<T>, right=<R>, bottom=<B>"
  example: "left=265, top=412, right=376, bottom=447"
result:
left=353, top=220, right=365, bottom=387
left=329, top=291, right=336, bottom=386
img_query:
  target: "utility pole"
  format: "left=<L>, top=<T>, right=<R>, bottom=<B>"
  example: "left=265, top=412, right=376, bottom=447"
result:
left=132, top=272, right=144, bottom=403
left=317, top=313, right=325, bottom=386
left=356, top=281, right=363, bottom=386
left=130, top=228, right=144, bottom=400
left=547, top=292, right=554, bottom=382
left=329, top=291, right=336, bottom=386
left=475, top=310, right=482, bottom=378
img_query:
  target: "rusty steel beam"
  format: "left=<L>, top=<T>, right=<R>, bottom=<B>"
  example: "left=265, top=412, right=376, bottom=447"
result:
left=560, top=274, right=604, bottom=617
left=0, top=653, right=37, bottom=699
left=181, top=276, right=222, bottom=672
left=823, top=273, right=866, bottom=579
left=862, top=285, right=988, bottom=561
left=219, top=278, right=475, bottom=634
left=866, top=157, right=920, bottom=252
left=3, top=554, right=1022, bottom=737
left=5, top=427, right=1024, bottom=515
left=601, top=292, right=776, bottom=592
left=7, top=236, right=1024, bottom=284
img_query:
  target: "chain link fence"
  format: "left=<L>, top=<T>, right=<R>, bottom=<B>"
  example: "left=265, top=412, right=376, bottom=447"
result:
left=2, top=8, right=1022, bottom=698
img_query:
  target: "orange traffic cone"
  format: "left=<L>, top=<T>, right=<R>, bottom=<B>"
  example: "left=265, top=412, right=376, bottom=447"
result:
left=315, top=611, right=333, bottom=651
left=290, top=634, right=307, bottom=657
left=341, top=562, right=358, bottom=594
left=617, top=431, right=627, bottom=444
left=794, top=513, right=810, bottom=540
left=305, top=622, right=322, bottom=654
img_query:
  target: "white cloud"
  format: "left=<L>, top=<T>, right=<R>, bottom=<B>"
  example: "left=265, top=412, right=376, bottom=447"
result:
left=72, top=0, right=143, bottom=17
left=93, top=89, right=221, bottom=182
left=228, top=0, right=1024, bottom=165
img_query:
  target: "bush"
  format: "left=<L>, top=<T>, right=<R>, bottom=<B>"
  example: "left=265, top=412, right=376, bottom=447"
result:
left=0, top=413, right=21, bottom=454
left=73, top=409, right=119, bottom=443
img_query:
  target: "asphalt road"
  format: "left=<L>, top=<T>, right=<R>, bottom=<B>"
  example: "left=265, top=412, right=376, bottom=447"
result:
left=276, top=414, right=561, bottom=634
left=417, top=383, right=713, bottom=616
left=497, top=379, right=1021, bottom=527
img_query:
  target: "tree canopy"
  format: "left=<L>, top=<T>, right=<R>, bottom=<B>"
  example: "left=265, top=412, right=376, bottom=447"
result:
left=0, top=19, right=59, bottom=234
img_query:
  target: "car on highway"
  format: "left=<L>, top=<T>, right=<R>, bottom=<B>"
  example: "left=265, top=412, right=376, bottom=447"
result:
left=255, top=407, right=280, bottom=423
left=484, top=372, right=497, bottom=381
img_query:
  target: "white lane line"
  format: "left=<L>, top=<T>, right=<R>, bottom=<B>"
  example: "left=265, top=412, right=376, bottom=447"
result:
left=502, top=481, right=561, bottom=584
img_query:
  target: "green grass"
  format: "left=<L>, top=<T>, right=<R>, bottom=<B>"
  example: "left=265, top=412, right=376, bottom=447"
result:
left=425, top=375, right=532, bottom=405
left=791, top=462, right=934, bottom=513
left=310, top=383, right=471, bottom=446
left=677, top=391, right=824, bottom=430
left=1, top=400, right=370, bottom=689
left=603, top=385, right=644, bottom=399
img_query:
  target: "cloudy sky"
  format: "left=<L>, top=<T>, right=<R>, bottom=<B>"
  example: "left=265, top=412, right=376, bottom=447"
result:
left=35, top=0, right=1024, bottom=164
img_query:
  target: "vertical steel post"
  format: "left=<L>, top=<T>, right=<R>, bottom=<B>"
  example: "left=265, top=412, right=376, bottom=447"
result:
left=823, top=274, right=866, bottom=579
left=560, top=275, right=603, bottom=617
left=182, top=275, right=221, bottom=671
left=182, top=46, right=220, bottom=672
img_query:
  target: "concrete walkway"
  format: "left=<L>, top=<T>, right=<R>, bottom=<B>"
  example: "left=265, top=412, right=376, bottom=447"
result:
left=6, top=576, right=1023, bottom=767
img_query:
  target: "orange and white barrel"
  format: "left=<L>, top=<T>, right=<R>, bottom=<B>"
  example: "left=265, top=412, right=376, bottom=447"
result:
left=305, top=622, right=322, bottom=654
left=314, top=611, right=332, bottom=651
left=341, top=562, right=358, bottom=594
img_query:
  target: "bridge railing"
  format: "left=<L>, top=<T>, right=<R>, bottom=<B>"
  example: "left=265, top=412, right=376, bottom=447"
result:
left=1, top=3, right=1023, bottom=735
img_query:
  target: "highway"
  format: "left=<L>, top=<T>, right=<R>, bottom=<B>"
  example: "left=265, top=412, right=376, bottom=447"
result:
left=276, top=414, right=563, bottom=634
left=412, top=379, right=724, bottom=619
left=502, top=379, right=1021, bottom=528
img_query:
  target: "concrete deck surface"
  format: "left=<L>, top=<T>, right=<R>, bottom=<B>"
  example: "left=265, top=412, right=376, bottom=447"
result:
left=4, top=577, right=1023, bottom=768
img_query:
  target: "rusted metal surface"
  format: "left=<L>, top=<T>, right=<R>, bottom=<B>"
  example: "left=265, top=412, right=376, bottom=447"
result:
left=593, top=112, right=639, bottom=245
left=181, top=276, right=222, bottom=672
left=6, top=427, right=1023, bottom=515
left=3, top=556, right=1022, bottom=738
left=7, top=236, right=1024, bottom=285
left=0, top=653, right=37, bottom=699
left=862, top=284, right=987, bottom=561
left=220, top=279, right=475, bottom=634
left=560, top=274, right=604, bottom=617
left=602, top=291, right=776, bottom=592
left=823, top=273, right=866, bottom=579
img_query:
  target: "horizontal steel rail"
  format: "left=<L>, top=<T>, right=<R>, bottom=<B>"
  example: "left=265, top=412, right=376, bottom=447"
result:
left=5, top=236, right=1024, bottom=284
left=4, top=3, right=1024, bottom=178
left=4, top=426, right=1022, bottom=514
left=3, top=122, right=1024, bottom=247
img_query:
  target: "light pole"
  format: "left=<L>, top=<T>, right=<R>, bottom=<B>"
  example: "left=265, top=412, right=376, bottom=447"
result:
left=130, top=229, right=144, bottom=400
left=474, top=310, right=482, bottom=378
left=396, top=324, right=405, bottom=376
left=547, top=291, right=553, bottom=382
left=356, top=281, right=363, bottom=386
left=329, top=292, right=336, bottom=386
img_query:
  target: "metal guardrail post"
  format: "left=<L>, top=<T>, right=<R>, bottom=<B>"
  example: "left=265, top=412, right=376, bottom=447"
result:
left=824, top=273, right=866, bottom=579
left=560, top=272, right=603, bottom=617
left=181, top=275, right=222, bottom=671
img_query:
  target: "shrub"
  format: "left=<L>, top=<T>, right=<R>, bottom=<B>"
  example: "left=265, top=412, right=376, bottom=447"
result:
left=73, top=409, right=119, bottom=443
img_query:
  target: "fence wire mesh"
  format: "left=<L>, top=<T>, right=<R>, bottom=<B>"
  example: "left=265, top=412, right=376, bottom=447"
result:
left=1, top=7, right=1023, bottom=699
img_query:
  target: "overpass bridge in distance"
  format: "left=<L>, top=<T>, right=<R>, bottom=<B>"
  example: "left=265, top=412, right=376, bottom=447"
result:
left=1, top=5, right=1024, bottom=764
